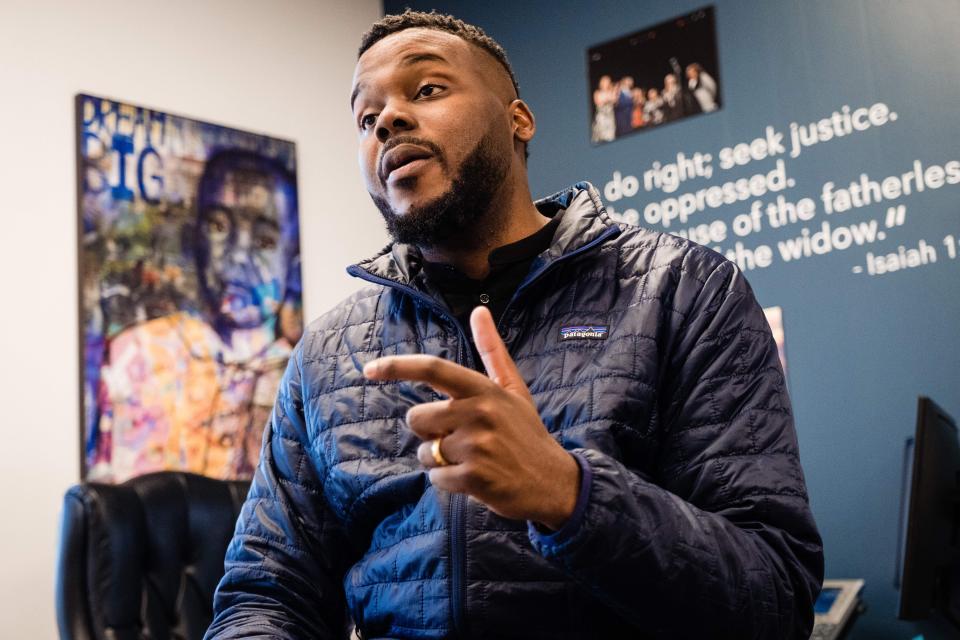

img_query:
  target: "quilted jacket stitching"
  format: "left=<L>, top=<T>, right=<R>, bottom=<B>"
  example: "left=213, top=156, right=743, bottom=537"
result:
left=208, top=183, right=823, bottom=640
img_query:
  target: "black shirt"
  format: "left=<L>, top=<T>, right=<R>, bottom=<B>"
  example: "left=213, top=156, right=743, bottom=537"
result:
left=422, top=213, right=562, bottom=333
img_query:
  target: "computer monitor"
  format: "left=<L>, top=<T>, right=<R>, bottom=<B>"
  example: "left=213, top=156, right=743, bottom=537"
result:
left=897, top=396, right=960, bottom=626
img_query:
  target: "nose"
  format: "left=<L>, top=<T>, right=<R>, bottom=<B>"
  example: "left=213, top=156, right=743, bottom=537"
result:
left=226, top=228, right=256, bottom=275
left=375, top=101, right=416, bottom=143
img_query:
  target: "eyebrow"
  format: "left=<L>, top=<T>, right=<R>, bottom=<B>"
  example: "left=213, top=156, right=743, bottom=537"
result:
left=254, top=216, right=280, bottom=230
left=350, top=51, right=450, bottom=110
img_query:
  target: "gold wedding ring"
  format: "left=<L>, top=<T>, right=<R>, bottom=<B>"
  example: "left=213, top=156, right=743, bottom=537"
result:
left=431, top=437, right=450, bottom=467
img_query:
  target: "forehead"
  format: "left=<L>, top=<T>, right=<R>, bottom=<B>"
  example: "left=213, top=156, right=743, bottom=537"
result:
left=352, top=28, right=491, bottom=99
left=207, top=170, right=280, bottom=219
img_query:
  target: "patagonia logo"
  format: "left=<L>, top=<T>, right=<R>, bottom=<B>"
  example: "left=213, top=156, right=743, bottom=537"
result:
left=559, top=325, right=609, bottom=341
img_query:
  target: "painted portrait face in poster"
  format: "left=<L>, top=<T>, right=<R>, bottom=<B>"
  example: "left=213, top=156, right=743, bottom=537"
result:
left=77, top=95, right=302, bottom=482
left=195, top=151, right=300, bottom=334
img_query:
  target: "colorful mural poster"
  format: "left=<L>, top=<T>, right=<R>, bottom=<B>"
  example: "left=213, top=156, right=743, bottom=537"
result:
left=76, top=94, right=302, bottom=482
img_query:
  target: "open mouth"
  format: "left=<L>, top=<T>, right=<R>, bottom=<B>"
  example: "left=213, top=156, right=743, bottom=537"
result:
left=381, top=144, right=435, bottom=182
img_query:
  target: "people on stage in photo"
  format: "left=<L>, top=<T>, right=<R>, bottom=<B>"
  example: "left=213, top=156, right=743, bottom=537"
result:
left=614, top=75, right=635, bottom=137
left=590, top=60, right=719, bottom=142
left=643, top=87, right=664, bottom=126
left=591, top=75, right=617, bottom=143
left=687, top=62, right=718, bottom=112
left=631, top=86, right=646, bottom=129
left=661, top=73, right=684, bottom=122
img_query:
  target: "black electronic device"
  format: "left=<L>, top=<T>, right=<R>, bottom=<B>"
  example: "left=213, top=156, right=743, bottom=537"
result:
left=897, top=396, right=960, bottom=627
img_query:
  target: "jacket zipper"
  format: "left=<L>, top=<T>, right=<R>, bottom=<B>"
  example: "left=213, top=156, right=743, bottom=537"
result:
left=450, top=329, right=468, bottom=637
left=345, top=266, right=474, bottom=637
left=345, top=224, right=618, bottom=637
left=495, top=225, right=620, bottom=333
left=346, top=225, right=619, bottom=344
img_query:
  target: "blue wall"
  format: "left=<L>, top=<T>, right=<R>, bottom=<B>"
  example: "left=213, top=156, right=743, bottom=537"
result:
left=383, top=1, right=960, bottom=636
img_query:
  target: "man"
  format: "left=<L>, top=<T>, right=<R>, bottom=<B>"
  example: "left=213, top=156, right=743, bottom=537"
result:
left=613, top=75, right=634, bottom=137
left=660, top=73, right=685, bottom=122
left=687, top=62, right=719, bottom=113
left=207, top=10, right=823, bottom=639
left=92, top=150, right=301, bottom=481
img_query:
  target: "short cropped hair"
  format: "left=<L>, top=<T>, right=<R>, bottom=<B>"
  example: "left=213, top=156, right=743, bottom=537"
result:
left=358, top=10, right=520, bottom=98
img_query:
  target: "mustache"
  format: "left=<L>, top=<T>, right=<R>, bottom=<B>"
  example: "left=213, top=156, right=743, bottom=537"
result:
left=378, top=135, right=444, bottom=182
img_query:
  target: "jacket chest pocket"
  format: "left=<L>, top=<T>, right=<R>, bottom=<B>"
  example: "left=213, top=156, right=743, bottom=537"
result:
left=521, top=332, right=660, bottom=469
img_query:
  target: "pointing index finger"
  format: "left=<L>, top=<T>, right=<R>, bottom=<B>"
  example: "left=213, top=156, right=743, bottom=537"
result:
left=363, top=354, right=491, bottom=398
left=471, top=306, right=524, bottom=393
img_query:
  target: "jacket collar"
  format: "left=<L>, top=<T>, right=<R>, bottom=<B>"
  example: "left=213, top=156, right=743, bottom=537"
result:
left=347, top=182, right=619, bottom=288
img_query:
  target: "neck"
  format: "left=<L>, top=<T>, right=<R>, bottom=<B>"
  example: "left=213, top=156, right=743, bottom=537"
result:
left=419, top=175, right=548, bottom=280
left=214, top=321, right=274, bottom=359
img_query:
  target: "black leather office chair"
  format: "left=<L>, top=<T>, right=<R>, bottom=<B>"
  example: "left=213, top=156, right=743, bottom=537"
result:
left=55, top=471, right=249, bottom=640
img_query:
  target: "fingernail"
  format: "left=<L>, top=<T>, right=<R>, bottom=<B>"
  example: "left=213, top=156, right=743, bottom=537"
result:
left=363, top=360, right=379, bottom=377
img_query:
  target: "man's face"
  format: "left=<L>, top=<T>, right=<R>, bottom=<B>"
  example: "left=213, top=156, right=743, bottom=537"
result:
left=351, top=29, right=518, bottom=246
left=198, top=169, right=288, bottom=330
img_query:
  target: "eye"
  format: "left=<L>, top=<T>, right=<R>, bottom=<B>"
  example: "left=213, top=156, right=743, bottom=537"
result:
left=359, top=113, right=378, bottom=131
left=206, top=209, right=231, bottom=235
left=416, top=84, right=444, bottom=98
left=255, top=235, right=277, bottom=250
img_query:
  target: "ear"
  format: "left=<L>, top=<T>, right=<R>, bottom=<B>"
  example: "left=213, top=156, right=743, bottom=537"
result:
left=509, top=99, right=536, bottom=145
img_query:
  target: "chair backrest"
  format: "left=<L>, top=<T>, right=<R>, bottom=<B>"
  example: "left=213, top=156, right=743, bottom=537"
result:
left=55, top=471, right=249, bottom=640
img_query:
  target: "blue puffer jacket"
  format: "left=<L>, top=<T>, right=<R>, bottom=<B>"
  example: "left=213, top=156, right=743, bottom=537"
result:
left=206, top=183, right=823, bottom=639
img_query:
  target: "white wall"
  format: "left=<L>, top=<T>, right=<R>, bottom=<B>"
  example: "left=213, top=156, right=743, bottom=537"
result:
left=0, top=0, right=384, bottom=636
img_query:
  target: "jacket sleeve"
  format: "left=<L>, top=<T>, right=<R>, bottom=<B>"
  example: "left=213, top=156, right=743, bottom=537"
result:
left=205, top=341, right=354, bottom=640
left=528, top=258, right=824, bottom=639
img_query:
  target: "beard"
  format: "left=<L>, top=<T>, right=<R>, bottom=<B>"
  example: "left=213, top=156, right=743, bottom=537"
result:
left=371, top=127, right=510, bottom=249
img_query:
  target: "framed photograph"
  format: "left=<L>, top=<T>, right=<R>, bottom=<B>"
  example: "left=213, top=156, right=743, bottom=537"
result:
left=76, top=94, right=302, bottom=482
left=587, top=5, right=721, bottom=144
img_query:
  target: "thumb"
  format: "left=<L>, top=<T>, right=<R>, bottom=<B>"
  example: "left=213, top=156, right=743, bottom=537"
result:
left=470, top=306, right=526, bottom=394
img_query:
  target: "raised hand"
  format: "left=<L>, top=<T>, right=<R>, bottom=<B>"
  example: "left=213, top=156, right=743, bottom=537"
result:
left=363, top=306, right=580, bottom=530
